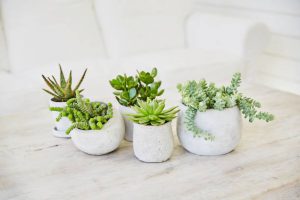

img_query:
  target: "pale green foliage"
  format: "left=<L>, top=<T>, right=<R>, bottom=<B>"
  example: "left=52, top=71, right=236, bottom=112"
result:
left=184, top=107, right=214, bottom=141
left=127, top=99, right=179, bottom=126
left=50, top=90, right=113, bottom=134
left=42, top=64, right=87, bottom=102
left=177, top=72, right=274, bottom=139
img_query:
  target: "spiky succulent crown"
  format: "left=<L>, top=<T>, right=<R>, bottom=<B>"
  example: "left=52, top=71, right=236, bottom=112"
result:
left=50, top=90, right=113, bottom=134
left=109, top=68, right=164, bottom=107
left=42, top=64, right=87, bottom=102
left=177, top=72, right=274, bottom=140
left=127, top=99, right=179, bottom=126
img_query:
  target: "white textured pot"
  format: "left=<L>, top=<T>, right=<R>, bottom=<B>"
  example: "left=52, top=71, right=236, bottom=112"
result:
left=119, top=105, right=134, bottom=142
left=49, top=99, right=72, bottom=138
left=71, top=109, right=125, bottom=155
left=133, top=122, right=174, bottom=163
left=177, top=104, right=242, bottom=156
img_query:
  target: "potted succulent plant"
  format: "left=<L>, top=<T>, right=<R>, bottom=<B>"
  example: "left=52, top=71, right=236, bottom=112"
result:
left=127, top=99, right=179, bottom=163
left=53, top=90, right=125, bottom=155
left=177, top=73, right=274, bottom=156
left=109, top=68, right=164, bottom=141
left=42, top=65, right=87, bottom=138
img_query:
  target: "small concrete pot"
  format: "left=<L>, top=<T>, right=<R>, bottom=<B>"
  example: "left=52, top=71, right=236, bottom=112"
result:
left=49, top=99, right=72, bottom=138
left=177, top=104, right=242, bottom=156
left=119, top=105, right=134, bottom=142
left=71, top=109, right=125, bottom=155
left=133, top=122, right=174, bottom=163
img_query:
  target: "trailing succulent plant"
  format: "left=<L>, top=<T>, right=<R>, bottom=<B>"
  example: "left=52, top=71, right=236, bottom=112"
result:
left=50, top=90, right=113, bottom=134
left=127, top=99, right=179, bottom=126
left=177, top=72, right=274, bottom=140
left=109, top=68, right=164, bottom=107
left=42, top=64, right=87, bottom=102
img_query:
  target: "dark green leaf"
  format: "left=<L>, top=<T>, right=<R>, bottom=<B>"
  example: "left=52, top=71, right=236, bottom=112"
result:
left=151, top=68, right=157, bottom=77
left=138, top=72, right=154, bottom=84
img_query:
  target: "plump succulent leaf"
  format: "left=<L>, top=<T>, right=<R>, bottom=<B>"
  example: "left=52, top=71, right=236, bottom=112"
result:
left=177, top=72, right=274, bottom=139
left=109, top=67, right=164, bottom=107
left=50, top=90, right=113, bottom=134
left=138, top=71, right=154, bottom=84
left=42, top=65, right=87, bottom=102
left=127, top=99, right=179, bottom=126
left=151, top=67, right=157, bottom=77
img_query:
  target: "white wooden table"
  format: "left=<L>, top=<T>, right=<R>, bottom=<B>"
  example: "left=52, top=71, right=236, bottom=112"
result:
left=1, top=84, right=299, bottom=200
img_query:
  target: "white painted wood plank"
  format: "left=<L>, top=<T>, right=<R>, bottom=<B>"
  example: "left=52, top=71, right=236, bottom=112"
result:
left=265, top=35, right=300, bottom=60
left=256, top=54, right=300, bottom=83
left=255, top=72, right=300, bottom=95
left=193, top=0, right=300, bottom=16
left=193, top=4, right=300, bottom=37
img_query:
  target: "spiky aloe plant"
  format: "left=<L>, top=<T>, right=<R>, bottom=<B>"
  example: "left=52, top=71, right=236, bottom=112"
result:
left=42, top=64, right=87, bottom=102
left=50, top=90, right=113, bottom=134
left=127, top=99, right=179, bottom=126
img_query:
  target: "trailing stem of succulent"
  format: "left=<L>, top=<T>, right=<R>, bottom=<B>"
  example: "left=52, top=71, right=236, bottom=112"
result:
left=177, top=72, right=274, bottom=139
left=42, top=64, right=87, bottom=102
left=110, top=68, right=164, bottom=107
left=184, top=107, right=214, bottom=141
left=50, top=90, right=113, bottom=134
left=127, top=99, right=179, bottom=126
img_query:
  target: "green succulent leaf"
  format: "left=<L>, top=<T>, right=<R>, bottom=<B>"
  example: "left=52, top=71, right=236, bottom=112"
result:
left=151, top=67, right=157, bottom=77
left=127, top=76, right=137, bottom=88
left=127, top=98, right=179, bottom=126
left=110, top=79, right=123, bottom=90
left=138, top=71, right=154, bottom=84
left=129, top=88, right=137, bottom=99
left=74, top=68, right=87, bottom=91
left=59, top=64, right=66, bottom=88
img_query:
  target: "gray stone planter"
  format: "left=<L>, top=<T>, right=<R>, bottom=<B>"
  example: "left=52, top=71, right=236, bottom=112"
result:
left=119, top=105, right=134, bottom=142
left=71, top=109, right=125, bottom=155
left=177, top=104, right=242, bottom=155
left=133, top=122, right=174, bottom=162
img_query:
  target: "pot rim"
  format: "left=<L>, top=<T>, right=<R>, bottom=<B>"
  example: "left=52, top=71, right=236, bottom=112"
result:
left=49, top=94, right=85, bottom=103
left=49, top=98, right=68, bottom=108
left=72, top=128, right=106, bottom=134
left=49, top=98, right=67, bottom=103
left=179, top=102, right=238, bottom=112
left=133, top=121, right=172, bottom=129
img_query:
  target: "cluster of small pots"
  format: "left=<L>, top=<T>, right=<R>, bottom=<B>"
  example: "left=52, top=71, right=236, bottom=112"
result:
left=50, top=97, right=242, bottom=163
left=119, top=104, right=242, bottom=162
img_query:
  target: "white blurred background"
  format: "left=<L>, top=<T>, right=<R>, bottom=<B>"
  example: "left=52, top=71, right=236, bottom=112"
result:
left=0, top=0, right=299, bottom=116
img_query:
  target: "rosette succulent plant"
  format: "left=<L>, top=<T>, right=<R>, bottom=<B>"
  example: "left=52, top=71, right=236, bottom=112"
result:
left=127, top=99, right=179, bottom=126
left=50, top=90, right=113, bottom=134
left=42, top=64, right=87, bottom=102
left=109, top=68, right=164, bottom=107
left=177, top=72, right=274, bottom=139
